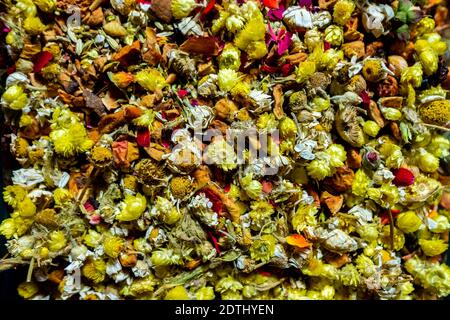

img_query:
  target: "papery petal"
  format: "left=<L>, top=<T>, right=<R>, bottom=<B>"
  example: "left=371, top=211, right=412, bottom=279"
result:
left=136, top=129, right=151, bottom=147
left=268, top=5, right=285, bottom=21
left=277, top=31, right=292, bottom=56
left=360, top=90, right=371, bottom=107
left=286, top=234, right=311, bottom=248
left=33, top=51, right=53, bottom=73
left=263, top=0, right=280, bottom=9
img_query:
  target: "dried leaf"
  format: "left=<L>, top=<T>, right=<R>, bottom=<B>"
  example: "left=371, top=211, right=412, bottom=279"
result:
left=83, top=89, right=106, bottom=116
left=180, top=37, right=220, bottom=56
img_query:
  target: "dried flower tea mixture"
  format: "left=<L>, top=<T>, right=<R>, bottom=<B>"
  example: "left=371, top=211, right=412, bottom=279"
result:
left=0, top=0, right=450, bottom=300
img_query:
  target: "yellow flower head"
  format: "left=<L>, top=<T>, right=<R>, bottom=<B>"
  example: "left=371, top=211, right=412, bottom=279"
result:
left=116, top=193, right=147, bottom=221
left=17, top=197, right=37, bottom=217
left=34, top=0, right=56, bottom=12
left=82, top=258, right=106, bottom=283
left=333, top=0, right=355, bottom=26
left=50, top=115, right=94, bottom=157
left=1, top=85, right=29, bottom=110
left=48, top=230, right=67, bottom=251
left=53, top=188, right=72, bottom=206
left=170, top=176, right=193, bottom=199
left=23, top=16, right=46, bottom=35
left=0, top=218, right=16, bottom=239
left=83, top=229, right=103, bottom=248
left=135, top=68, right=166, bottom=92
left=3, top=185, right=27, bottom=207
left=164, top=286, right=189, bottom=300
left=218, top=68, right=241, bottom=92
left=103, top=234, right=125, bottom=258
left=419, top=100, right=450, bottom=126
left=171, top=0, right=197, bottom=19
left=419, top=239, right=448, bottom=256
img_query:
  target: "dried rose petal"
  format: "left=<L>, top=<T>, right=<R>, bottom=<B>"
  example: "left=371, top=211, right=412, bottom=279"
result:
left=392, top=168, right=415, bottom=187
left=33, top=51, right=53, bottom=73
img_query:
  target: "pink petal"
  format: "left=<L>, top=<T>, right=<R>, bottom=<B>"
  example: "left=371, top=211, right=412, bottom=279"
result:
left=277, top=32, right=292, bottom=56
left=268, top=5, right=285, bottom=21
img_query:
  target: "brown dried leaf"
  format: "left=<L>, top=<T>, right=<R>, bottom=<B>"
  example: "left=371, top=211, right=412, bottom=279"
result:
left=112, top=40, right=141, bottom=66
left=379, top=96, right=403, bottom=109
left=83, top=89, right=106, bottom=116
left=323, top=166, right=355, bottom=193
left=180, top=37, right=220, bottom=56
left=284, top=52, right=308, bottom=65
left=318, top=0, right=337, bottom=10
left=440, top=191, right=450, bottom=210
left=101, top=91, right=120, bottom=111
left=342, top=41, right=365, bottom=59
left=83, top=7, right=104, bottom=26
left=144, top=143, right=170, bottom=161
left=390, top=122, right=401, bottom=141
left=320, top=191, right=344, bottom=215
left=151, top=0, right=172, bottom=23
left=273, top=84, right=285, bottom=120
left=346, top=148, right=362, bottom=169
left=142, top=27, right=162, bottom=66
left=368, top=100, right=386, bottom=128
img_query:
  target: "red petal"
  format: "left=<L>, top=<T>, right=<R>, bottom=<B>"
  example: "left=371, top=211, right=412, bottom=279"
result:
left=323, top=41, right=331, bottom=51
left=380, top=209, right=400, bottom=225
left=33, top=51, right=53, bottom=73
left=177, top=89, right=189, bottom=98
left=263, top=0, right=279, bottom=9
left=84, top=201, right=95, bottom=213
left=136, top=129, right=151, bottom=147
left=392, top=168, right=415, bottom=187
left=261, top=64, right=280, bottom=73
left=6, top=65, right=16, bottom=74
left=360, top=90, right=371, bottom=106
left=208, top=231, right=221, bottom=255
left=281, top=63, right=292, bottom=76
left=203, top=0, right=216, bottom=15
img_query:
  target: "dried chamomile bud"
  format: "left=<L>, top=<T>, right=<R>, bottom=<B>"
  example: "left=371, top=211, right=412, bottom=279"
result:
left=416, top=17, right=435, bottom=36
left=397, top=211, right=423, bottom=233
left=324, top=25, right=344, bottom=47
left=116, top=193, right=147, bottom=221
left=0, top=218, right=16, bottom=239
left=195, top=287, right=215, bottom=300
left=82, top=258, right=106, bottom=283
left=307, top=153, right=332, bottom=180
left=249, top=234, right=276, bottom=263
left=419, top=100, right=450, bottom=126
left=171, top=0, right=197, bottom=20
left=103, top=234, right=125, bottom=258
left=279, top=117, right=298, bottom=138
left=419, top=239, right=448, bottom=256
left=1, top=85, right=28, bottom=110
left=48, top=230, right=67, bottom=252
left=417, top=149, right=440, bottom=173
left=363, top=121, right=381, bottom=137
left=219, top=44, right=241, bottom=71
left=427, top=135, right=450, bottom=159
